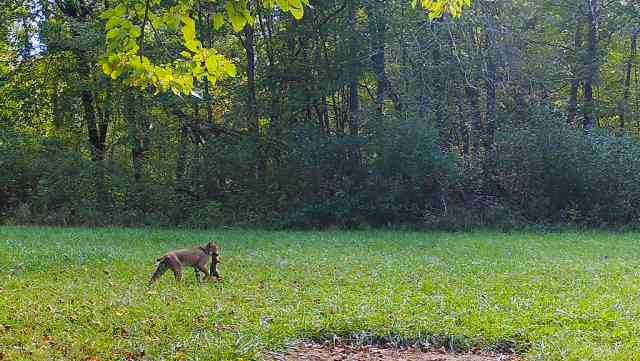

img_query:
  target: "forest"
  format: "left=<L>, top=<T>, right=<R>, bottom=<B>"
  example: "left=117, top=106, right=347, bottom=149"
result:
left=2, top=0, right=640, bottom=229
left=6, top=3, right=640, bottom=360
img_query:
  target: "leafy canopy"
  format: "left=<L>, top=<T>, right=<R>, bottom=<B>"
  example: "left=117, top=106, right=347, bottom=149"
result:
left=101, top=0, right=470, bottom=96
left=413, top=0, right=472, bottom=20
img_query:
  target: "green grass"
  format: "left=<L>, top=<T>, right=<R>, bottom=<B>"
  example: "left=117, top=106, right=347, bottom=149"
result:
left=2, top=227, right=640, bottom=360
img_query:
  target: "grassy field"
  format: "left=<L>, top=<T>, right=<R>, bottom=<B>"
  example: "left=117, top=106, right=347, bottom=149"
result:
left=1, top=227, right=640, bottom=360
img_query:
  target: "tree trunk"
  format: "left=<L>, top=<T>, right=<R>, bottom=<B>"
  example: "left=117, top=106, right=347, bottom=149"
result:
left=366, top=0, right=388, bottom=118
left=126, top=92, right=146, bottom=183
left=620, top=28, right=639, bottom=132
left=484, top=4, right=498, bottom=148
left=175, top=123, right=189, bottom=185
left=81, top=87, right=102, bottom=161
left=349, top=81, right=360, bottom=135
left=243, top=23, right=265, bottom=180
left=583, top=0, right=599, bottom=133
left=244, top=25, right=259, bottom=133
left=315, top=99, right=329, bottom=134
left=78, top=51, right=109, bottom=209
left=465, top=84, right=482, bottom=153
left=568, top=14, right=584, bottom=126
left=333, top=93, right=345, bottom=135
left=52, top=86, right=64, bottom=129
left=200, top=5, right=214, bottom=125
left=431, top=23, right=450, bottom=152
left=464, top=24, right=482, bottom=153
left=98, top=84, right=110, bottom=160
left=176, top=100, right=200, bottom=193
left=132, top=133, right=144, bottom=183
left=347, top=2, right=361, bottom=165
left=485, top=59, right=497, bottom=148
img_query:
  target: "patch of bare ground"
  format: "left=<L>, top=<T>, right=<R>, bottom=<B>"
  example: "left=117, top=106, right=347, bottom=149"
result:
left=266, top=342, right=522, bottom=361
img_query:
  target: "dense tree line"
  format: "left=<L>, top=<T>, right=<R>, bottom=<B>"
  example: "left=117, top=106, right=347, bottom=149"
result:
left=2, top=0, right=640, bottom=229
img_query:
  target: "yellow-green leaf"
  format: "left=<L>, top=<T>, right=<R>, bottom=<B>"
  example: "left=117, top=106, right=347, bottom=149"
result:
left=182, top=16, right=197, bottom=42
left=110, top=68, right=121, bottom=80
left=223, top=62, right=236, bottom=77
left=213, top=13, right=225, bottom=31
left=226, top=2, right=247, bottom=32
left=205, top=56, right=218, bottom=74
left=107, top=28, right=120, bottom=40
left=185, top=39, right=200, bottom=52
left=130, top=26, right=141, bottom=39
left=290, top=6, right=303, bottom=20
left=101, top=62, right=113, bottom=76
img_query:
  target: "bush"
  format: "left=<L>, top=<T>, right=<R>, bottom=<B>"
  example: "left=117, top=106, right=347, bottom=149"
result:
left=27, top=139, right=96, bottom=224
left=0, top=134, right=98, bottom=225
left=273, top=120, right=455, bottom=228
left=7, top=106, right=640, bottom=229
left=0, top=129, right=36, bottom=220
left=186, top=201, right=224, bottom=228
left=495, top=109, right=640, bottom=225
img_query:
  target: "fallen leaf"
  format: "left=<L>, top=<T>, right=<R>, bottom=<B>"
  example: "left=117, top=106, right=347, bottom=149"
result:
left=119, top=328, right=131, bottom=337
left=260, top=316, right=273, bottom=327
left=43, top=335, right=55, bottom=345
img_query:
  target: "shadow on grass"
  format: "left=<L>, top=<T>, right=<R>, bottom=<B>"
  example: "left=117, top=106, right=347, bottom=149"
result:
left=306, top=332, right=527, bottom=354
left=266, top=332, right=526, bottom=360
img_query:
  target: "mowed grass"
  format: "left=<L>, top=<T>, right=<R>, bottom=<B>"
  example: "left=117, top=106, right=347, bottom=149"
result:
left=1, top=227, right=640, bottom=360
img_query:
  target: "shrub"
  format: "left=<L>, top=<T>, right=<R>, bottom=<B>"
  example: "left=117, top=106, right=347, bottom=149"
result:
left=495, top=109, right=640, bottom=225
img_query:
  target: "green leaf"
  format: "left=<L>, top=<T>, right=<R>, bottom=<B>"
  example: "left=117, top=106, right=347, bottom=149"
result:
left=277, top=0, right=290, bottom=11
left=99, top=0, right=306, bottom=96
left=101, top=62, right=113, bottom=76
left=223, top=62, right=236, bottom=77
left=290, top=6, right=303, bottom=20
left=130, top=26, right=141, bottom=39
left=205, top=56, right=218, bottom=74
left=106, top=28, right=120, bottom=40
left=417, top=0, right=471, bottom=20
left=182, top=16, right=197, bottom=43
left=165, top=15, right=181, bottom=31
left=226, top=2, right=247, bottom=32
left=113, top=4, right=126, bottom=17
left=105, top=16, right=123, bottom=31
left=110, top=68, right=122, bottom=80
left=185, top=39, right=200, bottom=52
left=192, top=64, right=204, bottom=79
left=213, top=13, right=225, bottom=31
